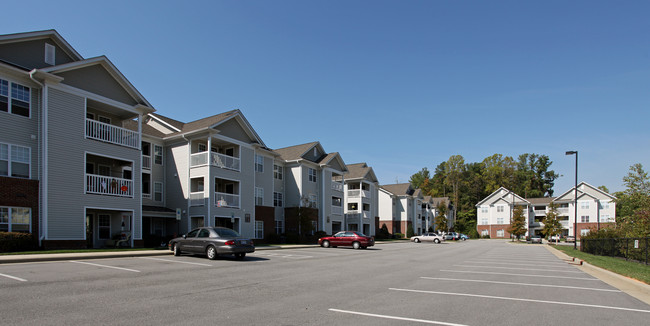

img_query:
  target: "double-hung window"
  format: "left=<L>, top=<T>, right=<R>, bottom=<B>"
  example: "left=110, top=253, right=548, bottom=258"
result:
left=98, top=215, right=111, bottom=240
left=0, top=207, right=31, bottom=232
left=154, top=182, right=163, bottom=202
left=255, top=187, right=264, bottom=206
left=273, top=192, right=283, bottom=207
left=580, top=216, right=589, bottom=223
left=255, top=221, right=264, bottom=239
left=274, top=164, right=283, bottom=180
left=496, top=217, right=504, bottom=224
left=0, top=143, right=30, bottom=178
left=308, top=168, right=317, bottom=182
left=496, top=205, right=504, bottom=213
left=0, top=79, right=30, bottom=117
left=275, top=220, right=283, bottom=234
left=255, top=155, right=264, bottom=172
left=154, top=145, right=163, bottom=165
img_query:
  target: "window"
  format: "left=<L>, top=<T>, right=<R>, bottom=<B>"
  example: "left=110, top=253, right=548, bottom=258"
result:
left=332, top=197, right=342, bottom=206
left=580, top=216, right=589, bottom=223
left=309, top=194, right=317, bottom=208
left=273, top=192, right=283, bottom=207
left=275, top=220, right=283, bottom=234
left=497, top=206, right=504, bottom=213
left=481, top=218, right=488, bottom=225
left=154, top=182, right=163, bottom=202
left=481, top=229, right=489, bottom=236
left=581, top=229, right=590, bottom=236
left=602, top=202, right=610, bottom=210
left=274, top=164, right=283, bottom=180
left=580, top=201, right=590, bottom=209
left=496, top=229, right=504, bottom=237
left=191, top=216, right=204, bottom=229
left=0, top=79, right=30, bottom=117
left=154, top=145, right=163, bottom=165
left=348, top=203, right=358, bottom=211
left=197, top=143, right=207, bottom=152
left=142, top=173, right=151, bottom=197
left=198, top=229, right=210, bottom=238
left=45, top=43, right=56, bottom=65
left=98, top=116, right=111, bottom=124
left=480, top=206, right=488, bottom=214
left=255, top=187, right=263, bottom=206
left=600, top=214, right=611, bottom=222
left=0, top=143, right=30, bottom=178
left=255, top=155, right=264, bottom=172
left=308, top=168, right=317, bottom=182
left=255, top=221, right=264, bottom=239
left=98, top=215, right=111, bottom=240
left=0, top=207, right=31, bottom=232
left=497, top=217, right=504, bottom=224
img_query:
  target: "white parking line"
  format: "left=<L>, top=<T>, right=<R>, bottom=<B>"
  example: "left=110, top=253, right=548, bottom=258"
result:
left=440, top=270, right=597, bottom=280
left=254, top=252, right=313, bottom=259
left=329, top=308, right=469, bottom=325
left=478, top=257, right=563, bottom=264
left=69, top=261, right=140, bottom=273
left=454, top=264, right=583, bottom=273
left=0, top=272, right=27, bottom=282
left=138, top=257, right=212, bottom=267
left=466, top=260, right=568, bottom=267
left=389, top=288, right=650, bottom=314
left=421, top=277, right=621, bottom=292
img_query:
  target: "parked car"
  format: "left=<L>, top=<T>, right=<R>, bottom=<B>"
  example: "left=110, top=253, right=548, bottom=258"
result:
left=548, top=235, right=562, bottom=242
left=530, top=235, right=543, bottom=244
left=444, top=232, right=460, bottom=241
left=459, top=234, right=469, bottom=241
left=566, top=236, right=576, bottom=243
left=318, top=231, right=374, bottom=249
left=411, top=232, right=444, bottom=244
left=168, top=227, right=254, bottom=260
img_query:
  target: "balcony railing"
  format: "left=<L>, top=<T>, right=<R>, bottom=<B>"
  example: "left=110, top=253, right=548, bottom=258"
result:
left=142, top=155, right=151, bottom=170
left=190, top=151, right=240, bottom=171
left=534, top=209, right=546, bottom=215
left=558, top=208, right=569, bottom=215
left=215, top=192, right=240, bottom=208
left=331, top=182, right=343, bottom=192
left=190, top=192, right=205, bottom=206
left=86, top=174, right=133, bottom=198
left=86, top=119, right=139, bottom=149
left=332, top=206, right=343, bottom=215
left=345, top=211, right=371, bottom=219
left=347, top=189, right=370, bottom=198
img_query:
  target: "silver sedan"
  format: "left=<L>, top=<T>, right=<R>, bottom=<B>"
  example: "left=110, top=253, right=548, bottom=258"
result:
left=410, top=232, right=444, bottom=244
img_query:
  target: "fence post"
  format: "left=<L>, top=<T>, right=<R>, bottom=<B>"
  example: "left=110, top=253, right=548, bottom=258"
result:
left=625, top=238, right=629, bottom=261
left=646, top=237, right=648, bottom=265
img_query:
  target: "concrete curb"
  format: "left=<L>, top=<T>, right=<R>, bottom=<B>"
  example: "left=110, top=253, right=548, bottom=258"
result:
left=544, top=244, right=650, bottom=306
left=0, top=244, right=321, bottom=264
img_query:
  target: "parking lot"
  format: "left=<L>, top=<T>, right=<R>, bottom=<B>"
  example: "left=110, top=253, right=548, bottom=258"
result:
left=1, top=240, right=649, bottom=325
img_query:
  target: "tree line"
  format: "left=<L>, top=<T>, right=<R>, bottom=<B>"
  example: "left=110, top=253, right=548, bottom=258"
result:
left=409, top=153, right=560, bottom=236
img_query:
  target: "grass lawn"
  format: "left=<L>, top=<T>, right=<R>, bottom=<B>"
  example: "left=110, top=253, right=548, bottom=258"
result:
left=553, top=245, right=650, bottom=285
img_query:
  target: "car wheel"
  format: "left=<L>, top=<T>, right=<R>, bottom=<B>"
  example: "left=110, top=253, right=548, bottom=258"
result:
left=322, top=240, right=330, bottom=248
left=434, top=238, right=440, bottom=244
left=352, top=242, right=361, bottom=249
left=173, top=243, right=181, bottom=256
left=462, top=238, right=466, bottom=241
left=235, top=253, right=246, bottom=260
left=414, top=238, right=421, bottom=243
left=206, top=245, right=218, bottom=260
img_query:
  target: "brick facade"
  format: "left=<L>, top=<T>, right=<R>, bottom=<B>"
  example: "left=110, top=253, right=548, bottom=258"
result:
left=0, top=176, right=40, bottom=239
left=477, top=224, right=512, bottom=239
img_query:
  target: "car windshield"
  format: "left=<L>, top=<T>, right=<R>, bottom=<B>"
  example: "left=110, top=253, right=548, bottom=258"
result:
left=214, top=228, right=241, bottom=237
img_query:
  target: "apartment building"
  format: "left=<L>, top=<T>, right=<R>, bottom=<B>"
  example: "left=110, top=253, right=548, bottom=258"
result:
left=274, top=142, right=347, bottom=236
left=476, top=182, right=616, bottom=239
left=378, top=183, right=424, bottom=236
left=0, top=30, right=155, bottom=249
left=343, top=163, right=379, bottom=236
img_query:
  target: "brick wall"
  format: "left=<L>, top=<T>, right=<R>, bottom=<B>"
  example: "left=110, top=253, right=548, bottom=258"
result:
left=0, top=176, right=39, bottom=239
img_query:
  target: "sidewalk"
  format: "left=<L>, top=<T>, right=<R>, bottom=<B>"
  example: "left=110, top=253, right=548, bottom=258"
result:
left=544, top=244, right=650, bottom=306
left=0, top=244, right=319, bottom=264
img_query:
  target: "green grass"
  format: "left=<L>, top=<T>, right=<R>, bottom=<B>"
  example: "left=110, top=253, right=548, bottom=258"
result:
left=553, top=245, right=650, bottom=285
left=0, top=247, right=167, bottom=255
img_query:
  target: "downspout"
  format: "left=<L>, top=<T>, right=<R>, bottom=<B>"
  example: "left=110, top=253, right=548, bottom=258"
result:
left=182, top=135, right=191, bottom=234
left=29, top=71, right=46, bottom=247
left=321, top=168, right=325, bottom=232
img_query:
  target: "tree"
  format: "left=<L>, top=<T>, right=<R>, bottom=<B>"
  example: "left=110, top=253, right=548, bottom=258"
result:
left=445, top=155, right=465, bottom=219
left=598, top=185, right=610, bottom=193
left=507, top=206, right=526, bottom=241
left=623, top=163, right=650, bottom=195
left=542, top=203, right=563, bottom=244
left=410, top=167, right=432, bottom=194
left=434, top=201, right=448, bottom=232
left=615, top=163, right=650, bottom=237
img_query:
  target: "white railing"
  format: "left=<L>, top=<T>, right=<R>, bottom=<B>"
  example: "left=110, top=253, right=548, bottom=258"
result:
left=190, top=152, right=208, bottom=167
left=142, top=155, right=151, bottom=170
left=86, top=174, right=133, bottom=197
left=331, top=182, right=343, bottom=192
left=347, top=189, right=370, bottom=198
left=332, top=206, right=343, bottom=215
left=190, top=192, right=205, bottom=206
left=211, top=152, right=240, bottom=171
left=558, top=208, right=569, bottom=215
left=215, top=192, right=240, bottom=208
left=142, top=193, right=151, bottom=199
left=534, top=209, right=546, bottom=215
left=86, top=119, right=139, bottom=149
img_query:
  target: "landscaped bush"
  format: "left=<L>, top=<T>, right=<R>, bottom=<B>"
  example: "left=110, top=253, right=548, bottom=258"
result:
left=376, top=224, right=391, bottom=239
left=0, top=232, right=37, bottom=253
left=394, top=233, right=405, bottom=239
left=406, top=228, right=415, bottom=238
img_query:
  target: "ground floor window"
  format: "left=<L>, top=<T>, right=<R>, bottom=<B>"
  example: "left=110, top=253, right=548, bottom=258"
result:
left=98, top=214, right=111, bottom=239
left=255, top=221, right=264, bottom=239
left=580, top=229, right=590, bottom=236
left=496, top=229, right=504, bottom=237
left=275, top=220, right=283, bottom=234
left=191, top=216, right=204, bottom=230
left=481, top=229, right=489, bottom=237
left=0, top=207, right=31, bottom=232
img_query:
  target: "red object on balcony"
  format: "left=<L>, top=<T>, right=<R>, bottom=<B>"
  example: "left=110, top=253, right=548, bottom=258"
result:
left=121, top=185, right=128, bottom=192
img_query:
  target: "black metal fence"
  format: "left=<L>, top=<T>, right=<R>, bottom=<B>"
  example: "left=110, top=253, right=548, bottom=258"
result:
left=581, top=237, right=649, bottom=265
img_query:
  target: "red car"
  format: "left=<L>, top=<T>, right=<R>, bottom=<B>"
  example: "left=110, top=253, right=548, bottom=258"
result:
left=318, top=231, right=374, bottom=249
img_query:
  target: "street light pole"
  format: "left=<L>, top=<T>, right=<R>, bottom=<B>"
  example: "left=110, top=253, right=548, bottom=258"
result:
left=566, top=151, right=578, bottom=250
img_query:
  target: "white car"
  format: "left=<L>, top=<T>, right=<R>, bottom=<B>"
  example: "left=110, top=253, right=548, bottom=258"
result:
left=410, top=232, right=444, bottom=244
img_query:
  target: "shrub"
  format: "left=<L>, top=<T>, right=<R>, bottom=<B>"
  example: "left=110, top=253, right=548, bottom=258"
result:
left=0, top=232, right=37, bottom=253
left=394, top=233, right=405, bottom=239
left=376, top=224, right=391, bottom=239
left=406, top=228, right=414, bottom=238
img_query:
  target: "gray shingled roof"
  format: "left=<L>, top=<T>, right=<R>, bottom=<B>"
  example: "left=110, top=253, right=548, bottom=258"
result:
left=527, top=197, right=555, bottom=205
left=128, top=110, right=241, bottom=138
left=380, top=183, right=414, bottom=196
left=274, top=142, right=320, bottom=161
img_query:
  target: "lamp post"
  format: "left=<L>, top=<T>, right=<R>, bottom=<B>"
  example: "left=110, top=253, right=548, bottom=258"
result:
left=566, top=151, right=578, bottom=250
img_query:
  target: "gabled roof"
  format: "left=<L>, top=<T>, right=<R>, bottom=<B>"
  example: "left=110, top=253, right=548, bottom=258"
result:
left=318, top=152, right=348, bottom=172
left=380, top=183, right=415, bottom=197
left=0, top=29, right=83, bottom=62
left=41, top=56, right=154, bottom=109
left=274, top=142, right=322, bottom=161
left=553, top=181, right=616, bottom=202
left=345, top=163, right=379, bottom=182
left=527, top=197, right=555, bottom=205
left=475, top=187, right=530, bottom=207
left=431, top=197, right=450, bottom=207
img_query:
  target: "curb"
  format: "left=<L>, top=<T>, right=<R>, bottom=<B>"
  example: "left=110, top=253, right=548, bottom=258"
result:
left=544, top=244, right=650, bottom=306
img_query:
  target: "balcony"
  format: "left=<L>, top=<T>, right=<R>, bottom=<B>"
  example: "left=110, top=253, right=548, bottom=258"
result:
left=534, top=209, right=546, bottom=215
left=331, top=182, right=343, bottom=192
left=347, top=189, right=371, bottom=198
left=214, top=192, right=240, bottom=208
left=332, top=206, right=343, bottom=215
left=190, top=151, right=240, bottom=171
left=86, top=119, right=139, bottom=149
left=86, top=174, right=133, bottom=198
left=346, top=211, right=371, bottom=220
left=190, top=192, right=205, bottom=206
left=558, top=208, right=569, bottom=215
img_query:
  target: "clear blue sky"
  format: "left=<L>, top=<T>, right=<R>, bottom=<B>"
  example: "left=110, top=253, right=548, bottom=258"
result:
left=3, top=0, right=648, bottom=194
